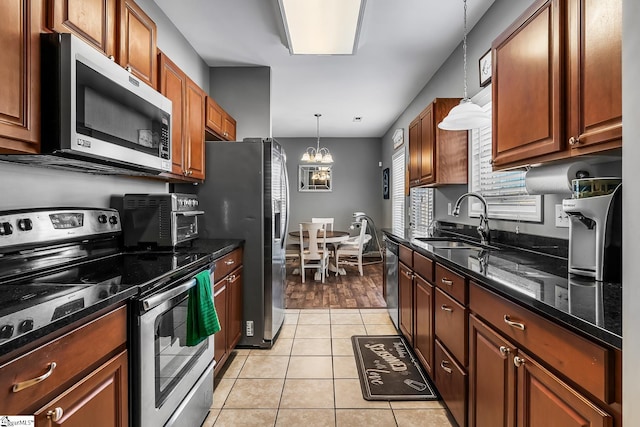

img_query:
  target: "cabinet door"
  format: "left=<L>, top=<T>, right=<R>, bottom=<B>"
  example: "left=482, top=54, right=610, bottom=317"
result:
left=34, top=351, right=128, bottom=427
left=515, top=349, right=612, bottom=427
left=185, top=78, right=205, bottom=180
left=205, top=97, right=225, bottom=137
left=47, top=0, right=117, bottom=58
left=158, top=52, right=186, bottom=176
left=118, top=0, right=157, bottom=88
left=418, top=105, right=435, bottom=185
left=408, top=117, right=420, bottom=187
left=227, top=267, right=243, bottom=350
left=469, top=314, right=516, bottom=427
left=213, top=280, right=228, bottom=371
left=398, top=262, right=414, bottom=344
left=567, top=0, right=622, bottom=154
left=0, top=0, right=41, bottom=154
left=492, top=0, right=564, bottom=168
left=223, top=114, right=237, bottom=141
left=414, top=275, right=433, bottom=376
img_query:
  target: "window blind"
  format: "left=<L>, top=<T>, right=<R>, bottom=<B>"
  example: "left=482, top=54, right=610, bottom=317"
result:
left=391, top=149, right=405, bottom=235
left=469, top=86, right=542, bottom=222
left=410, top=187, right=434, bottom=237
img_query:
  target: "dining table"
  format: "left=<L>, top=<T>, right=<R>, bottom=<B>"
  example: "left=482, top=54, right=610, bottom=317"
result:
left=288, top=230, right=352, bottom=278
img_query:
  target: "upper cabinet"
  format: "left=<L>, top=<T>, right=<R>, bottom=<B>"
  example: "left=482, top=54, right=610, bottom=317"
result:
left=0, top=0, right=42, bottom=154
left=158, top=51, right=205, bottom=181
left=205, top=97, right=237, bottom=141
left=47, top=0, right=157, bottom=87
left=408, top=98, right=468, bottom=187
left=492, top=0, right=622, bottom=169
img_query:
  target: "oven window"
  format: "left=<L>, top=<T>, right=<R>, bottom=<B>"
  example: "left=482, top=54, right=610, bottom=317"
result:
left=154, top=295, right=208, bottom=406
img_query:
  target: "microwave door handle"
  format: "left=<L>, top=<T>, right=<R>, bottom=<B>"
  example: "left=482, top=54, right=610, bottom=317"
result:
left=175, top=211, right=205, bottom=217
left=142, top=267, right=212, bottom=311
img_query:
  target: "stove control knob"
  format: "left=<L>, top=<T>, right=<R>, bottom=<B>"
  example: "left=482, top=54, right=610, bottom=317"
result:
left=18, top=319, right=33, bottom=333
left=17, top=218, right=33, bottom=231
left=98, top=214, right=108, bottom=224
left=0, top=222, right=13, bottom=236
left=0, top=324, right=14, bottom=339
left=109, top=216, right=118, bottom=225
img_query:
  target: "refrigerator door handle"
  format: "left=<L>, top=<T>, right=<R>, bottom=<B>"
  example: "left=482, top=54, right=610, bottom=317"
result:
left=282, top=153, right=290, bottom=250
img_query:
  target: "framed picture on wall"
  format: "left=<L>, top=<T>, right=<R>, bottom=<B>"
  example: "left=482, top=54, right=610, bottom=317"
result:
left=479, top=49, right=492, bottom=87
left=383, top=168, right=390, bottom=199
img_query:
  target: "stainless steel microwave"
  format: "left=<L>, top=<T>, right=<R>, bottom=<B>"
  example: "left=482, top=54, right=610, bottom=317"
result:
left=34, top=33, right=172, bottom=174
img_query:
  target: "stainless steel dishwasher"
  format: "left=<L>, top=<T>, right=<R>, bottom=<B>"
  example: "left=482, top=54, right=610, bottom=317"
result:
left=384, top=236, right=399, bottom=329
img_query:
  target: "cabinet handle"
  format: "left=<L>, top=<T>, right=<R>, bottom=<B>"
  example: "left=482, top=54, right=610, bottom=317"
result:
left=213, top=285, right=226, bottom=297
left=108, top=55, right=115, bottom=61
left=13, top=362, right=57, bottom=392
left=401, top=270, right=413, bottom=280
left=440, top=360, right=453, bottom=374
left=440, top=304, right=453, bottom=312
left=499, top=346, right=511, bottom=356
left=441, top=278, right=453, bottom=286
left=47, top=407, right=64, bottom=422
left=513, top=356, right=526, bottom=368
left=569, top=136, right=581, bottom=146
left=503, top=315, right=526, bottom=331
left=224, top=259, right=235, bottom=266
left=125, top=66, right=132, bottom=73
left=227, top=274, right=235, bottom=282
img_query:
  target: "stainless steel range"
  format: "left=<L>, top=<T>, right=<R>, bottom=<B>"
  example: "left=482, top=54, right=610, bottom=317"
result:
left=0, top=207, right=218, bottom=427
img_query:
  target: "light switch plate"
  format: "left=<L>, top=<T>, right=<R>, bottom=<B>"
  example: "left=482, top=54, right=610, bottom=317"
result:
left=555, top=204, right=570, bottom=228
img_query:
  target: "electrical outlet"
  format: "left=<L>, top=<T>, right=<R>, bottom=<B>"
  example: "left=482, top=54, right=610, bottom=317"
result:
left=246, top=320, right=254, bottom=337
left=448, top=203, right=452, bottom=216
left=555, top=204, right=570, bottom=228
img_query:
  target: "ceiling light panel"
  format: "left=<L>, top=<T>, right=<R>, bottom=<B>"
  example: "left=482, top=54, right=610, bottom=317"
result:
left=279, top=0, right=366, bottom=55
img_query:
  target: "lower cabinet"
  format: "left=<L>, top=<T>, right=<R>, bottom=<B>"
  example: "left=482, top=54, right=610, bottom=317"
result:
left=469, top=313, right=612, bottom=427
left=413, top=275, right=434, bottom=376
left=435, top=339, right=467, bottom=427
left=213, top=248, right=244, bottom=376
left=398, top=261, right=414, bottom=344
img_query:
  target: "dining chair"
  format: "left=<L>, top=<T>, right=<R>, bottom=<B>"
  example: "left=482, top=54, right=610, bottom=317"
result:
left=299, top=222, right=330, bottom=283
left=335, top=219, right=371, bottom=276
left=311, top=217, right=334, bottom=232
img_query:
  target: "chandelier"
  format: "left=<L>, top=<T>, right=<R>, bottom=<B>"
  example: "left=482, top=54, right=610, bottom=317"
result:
left=438, top=0, right=491, bottom=130
left=301, top=114, right=333, bottom=163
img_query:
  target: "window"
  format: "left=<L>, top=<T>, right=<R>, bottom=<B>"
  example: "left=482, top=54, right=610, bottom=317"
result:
left=410, top=187, right=434, bottom=237
left=391, top=149, right=405, bottom=235
left=469, top=86, right=542, bottom=222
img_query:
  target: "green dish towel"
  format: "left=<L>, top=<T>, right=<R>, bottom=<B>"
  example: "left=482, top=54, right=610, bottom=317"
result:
left=186, top=270, right=221, bottom=346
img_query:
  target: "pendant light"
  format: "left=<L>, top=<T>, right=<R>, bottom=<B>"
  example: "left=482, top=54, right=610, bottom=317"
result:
left=301, top=114, right=334, bottom=163
left=438, top=0, right=491, bottom=130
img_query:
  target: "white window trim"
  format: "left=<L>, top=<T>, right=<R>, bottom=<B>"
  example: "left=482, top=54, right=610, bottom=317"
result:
left=391, top=149, right=405, bottom=235
left=468, top=86, right=543, bottom=222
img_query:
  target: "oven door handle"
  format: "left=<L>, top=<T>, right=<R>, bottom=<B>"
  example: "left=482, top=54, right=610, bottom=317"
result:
left=142, top=267, right=212, bottom=311
left=175, top=211, right=205, bottom=217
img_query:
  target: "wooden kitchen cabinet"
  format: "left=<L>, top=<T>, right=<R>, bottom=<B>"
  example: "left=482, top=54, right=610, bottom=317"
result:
left=0, top=306, right=128, bottom=419
left=413, top=251, right=434, bottom=376
left=491, top=0, right=622, bottom=169
left=0, top=0, right=42, bottom=154
left=398, top=261, right=414, bottom=345
left=213, top=248, right=244, bottom=376
left=469, top=313, right=612, bottom=427
left=205, top=97, right=237, bottom=141
left=408, top=98, right=468, bottom=187
left=47, top=0, right=157, bottom=88
left=158, top=52, right=206, bottom=181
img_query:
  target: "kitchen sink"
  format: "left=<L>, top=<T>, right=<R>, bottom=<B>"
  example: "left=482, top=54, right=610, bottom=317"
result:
left=415, top=237, right=499, bottom=251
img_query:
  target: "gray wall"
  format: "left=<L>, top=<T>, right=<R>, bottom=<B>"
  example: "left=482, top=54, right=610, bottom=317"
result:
left=623, top=0, right=639, bottom=423
left=209, top=67, right=272, bottom=140
left=277, top=137, right=383, bottom=235
left=1, top=0, right=210, bottom=210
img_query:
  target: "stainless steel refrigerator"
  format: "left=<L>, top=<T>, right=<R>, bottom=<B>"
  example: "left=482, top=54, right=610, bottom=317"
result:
left=197, top=138, right=289, bottom=348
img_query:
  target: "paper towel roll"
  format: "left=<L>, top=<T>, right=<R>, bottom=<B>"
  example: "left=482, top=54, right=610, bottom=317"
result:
left=524, top=161, right=594, bottom=195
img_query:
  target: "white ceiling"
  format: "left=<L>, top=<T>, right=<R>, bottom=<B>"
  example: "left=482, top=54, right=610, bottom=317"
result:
left=153, top=0, right=495, bottom=138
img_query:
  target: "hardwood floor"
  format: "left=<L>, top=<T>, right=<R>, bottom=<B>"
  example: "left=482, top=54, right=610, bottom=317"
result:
left=285, top=260, right=385, bottom=309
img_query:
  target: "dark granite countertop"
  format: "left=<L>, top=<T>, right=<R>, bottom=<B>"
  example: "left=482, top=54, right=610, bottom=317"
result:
left=0, top=239, right=243, bottom=359
left=383, top=228, right=621, bottom=349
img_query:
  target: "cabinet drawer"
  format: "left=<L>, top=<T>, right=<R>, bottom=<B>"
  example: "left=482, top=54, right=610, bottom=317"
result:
left=399, top=244, right=413, bottom=267
left=435, top=339, right=467, bottom=427
left=469, top=282, right=611, bottom=403
left=435, top=288, right=468, bottom=366
left=214, top=247, right=243, bottom=280
left=413, top=251, right=433, bottom=282
left=0, top=306, right=127, bottom=414
left=435, top=263, right=467, bottom=304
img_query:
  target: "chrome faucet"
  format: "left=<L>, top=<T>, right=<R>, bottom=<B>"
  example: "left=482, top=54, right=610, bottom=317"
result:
left=452, top=192, right=491, bottom=246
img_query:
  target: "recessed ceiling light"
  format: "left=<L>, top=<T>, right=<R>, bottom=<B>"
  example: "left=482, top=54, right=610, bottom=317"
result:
left=278, top=0, right=367, bottom=55
left=353, top=116, right=363, bottom=122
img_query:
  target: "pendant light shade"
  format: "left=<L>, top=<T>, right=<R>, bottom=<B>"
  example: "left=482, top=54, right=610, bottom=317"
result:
left=438, top=0, right=491, bottom=131
left=301, top=114, right=333, bottom=164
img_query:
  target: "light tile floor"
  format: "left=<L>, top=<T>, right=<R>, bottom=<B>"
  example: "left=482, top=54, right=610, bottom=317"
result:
left=202, top=308, right=454, bottom=427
